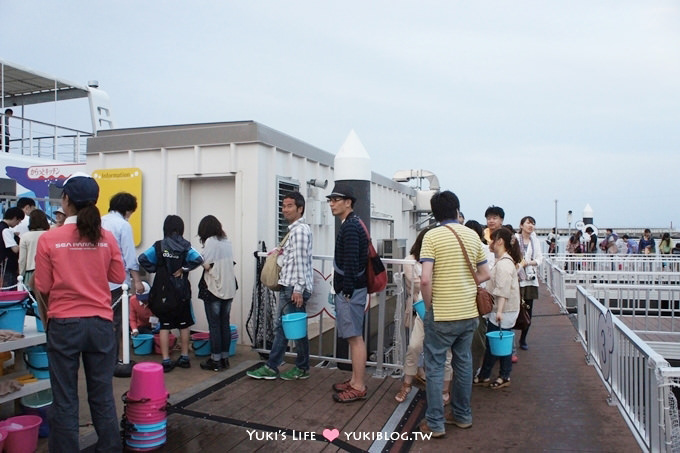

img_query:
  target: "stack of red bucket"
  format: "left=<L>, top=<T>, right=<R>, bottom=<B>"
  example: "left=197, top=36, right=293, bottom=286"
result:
left=122, top=362, right=169, bottom=451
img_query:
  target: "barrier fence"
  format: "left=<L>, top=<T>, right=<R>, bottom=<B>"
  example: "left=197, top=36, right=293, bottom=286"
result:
left=542, top=253, right=680, bottom=451
left=248, top=254, right=416, bottom=379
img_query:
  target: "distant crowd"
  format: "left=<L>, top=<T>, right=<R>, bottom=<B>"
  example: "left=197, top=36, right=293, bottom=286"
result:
left=555, top=227, right=679, bottom=256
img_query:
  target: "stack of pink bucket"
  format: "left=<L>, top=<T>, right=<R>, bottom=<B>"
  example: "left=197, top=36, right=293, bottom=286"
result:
left=122, top=362, right=169, bottom=451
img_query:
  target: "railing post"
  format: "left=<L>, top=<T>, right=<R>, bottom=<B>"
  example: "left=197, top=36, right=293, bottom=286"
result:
left=374, top=290, right=386, bottom=378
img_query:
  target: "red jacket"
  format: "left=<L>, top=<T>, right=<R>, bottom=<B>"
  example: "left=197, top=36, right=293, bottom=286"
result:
left=129, top=295, right=153, bottom=331
left=35, top=221, right=125, bottom=321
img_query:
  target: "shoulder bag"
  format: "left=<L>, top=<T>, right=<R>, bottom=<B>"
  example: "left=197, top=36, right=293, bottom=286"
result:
left=260, top=232, right=291, bottom=291
left=513, top=300, right=531, bottom=330
left=357, top=218, right=387, bottom=294
left=444, top=225, right=493, bottom=316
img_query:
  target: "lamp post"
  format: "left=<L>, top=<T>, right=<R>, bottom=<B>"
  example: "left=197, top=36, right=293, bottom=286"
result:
left=567, top=210, right=573, bottom=238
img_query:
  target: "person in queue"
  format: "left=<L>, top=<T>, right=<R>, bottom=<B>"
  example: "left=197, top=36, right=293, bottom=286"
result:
left=35, top=172, right=125, bottom=452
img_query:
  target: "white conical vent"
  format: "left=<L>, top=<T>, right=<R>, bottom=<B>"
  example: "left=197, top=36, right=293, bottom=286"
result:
left=334, top=130, right=371, bottom=181
left=583, top=204, right=593, bottom=217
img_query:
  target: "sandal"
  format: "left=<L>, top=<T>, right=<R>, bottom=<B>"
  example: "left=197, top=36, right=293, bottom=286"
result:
left=395, top=383, right=412, bottom=403
left=473, top=375, right=490, bottom=386
left=333, top=385, right=367, bottom=403
left=489, top=377, right=511, bottom=389
left=332, top=379, right=352, bottom=392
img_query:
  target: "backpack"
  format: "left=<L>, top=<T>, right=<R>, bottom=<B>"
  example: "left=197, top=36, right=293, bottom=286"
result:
left=148, top=241, right=191, bottom=318
left=357, top=219, right=387, bottom=294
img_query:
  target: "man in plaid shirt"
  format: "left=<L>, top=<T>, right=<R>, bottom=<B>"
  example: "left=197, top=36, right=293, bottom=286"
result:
left=248, top=191, right=314, bottom=380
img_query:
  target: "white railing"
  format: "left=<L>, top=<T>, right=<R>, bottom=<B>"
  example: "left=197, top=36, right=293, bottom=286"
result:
left=543, top=255, right=680, bottom=311
left=575, top=286, right=671, bottom=452
left=551, top=253, right=680, bottom=274
left=1, top=113, right=90, bottom=163
left=248, top=254, right=416, bottom=378
left=541, top=259, right=567, bottom=311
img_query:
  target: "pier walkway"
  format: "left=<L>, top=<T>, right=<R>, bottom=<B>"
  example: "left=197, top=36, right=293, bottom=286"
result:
left=59, top=284, right=639, bottom=452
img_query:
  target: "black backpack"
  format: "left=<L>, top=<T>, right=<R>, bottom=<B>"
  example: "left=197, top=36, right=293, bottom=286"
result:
left=148, top=241, right=191, bottom=318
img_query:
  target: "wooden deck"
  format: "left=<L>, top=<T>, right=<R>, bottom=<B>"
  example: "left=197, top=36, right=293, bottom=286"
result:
left=61, top=283, right=645, bottom=452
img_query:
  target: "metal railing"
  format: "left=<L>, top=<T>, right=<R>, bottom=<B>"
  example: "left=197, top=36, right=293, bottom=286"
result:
left=249, top=254, right=416, bottom=378
left=551, top=253, right=680, bottom=273
left=575, top=286, right=670, bottom=452
left=1, top=112, right=90, bottom=163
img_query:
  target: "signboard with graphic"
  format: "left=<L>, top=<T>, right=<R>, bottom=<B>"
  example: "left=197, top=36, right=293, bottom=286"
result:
left=92, top=168, right=143, bottom=246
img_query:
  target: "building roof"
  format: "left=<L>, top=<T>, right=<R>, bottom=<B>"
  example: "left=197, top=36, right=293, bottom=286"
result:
left=89, top=120, right=412, bottom=193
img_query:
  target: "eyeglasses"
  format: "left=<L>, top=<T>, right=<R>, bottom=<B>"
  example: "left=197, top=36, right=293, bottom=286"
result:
left=327, top=197, right=346, bottom=203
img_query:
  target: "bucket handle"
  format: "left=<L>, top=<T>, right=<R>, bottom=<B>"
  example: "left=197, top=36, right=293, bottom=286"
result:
left=132, top=340, right=151, bottom=353
left=122, top=391, right=150, bottom=405
left=23, top=352, right=49, bottom=372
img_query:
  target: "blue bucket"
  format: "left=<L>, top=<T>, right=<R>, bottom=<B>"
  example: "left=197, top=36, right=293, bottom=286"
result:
left=282, top=313, right=307, bottom=340
left=0, top=302, right=27, bottom=334
left=413, top=300, right=426, bottom=319
left=132, top=334, right=154, bottom=356
left=24, top=345, right=50, bottom=379
left=32, top=303, right=44, bottom=332
left=229, top=325, right=238, bottom=357
left=191, top=333, right=211, bottom=357
left=486, top=330, right=515, bottom=357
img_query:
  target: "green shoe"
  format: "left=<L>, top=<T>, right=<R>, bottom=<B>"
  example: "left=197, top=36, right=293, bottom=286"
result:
left=280, top=367, right=310, bottom=381
left=247, top=365, right=278, bottom=380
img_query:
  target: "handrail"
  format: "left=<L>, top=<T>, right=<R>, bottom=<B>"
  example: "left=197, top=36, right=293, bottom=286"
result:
left=576, top=285, right=670, bottom=452
left=248, top=253, right=416, bottom=378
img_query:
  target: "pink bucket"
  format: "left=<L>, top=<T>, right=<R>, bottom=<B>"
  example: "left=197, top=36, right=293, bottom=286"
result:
left=125, top=401, right=168, bottom=423
left=128, top=362, right=167, bottom=401
left=153, top=333, right=176, bottom=355
left=126, top=411, right=167, bottom=425
left=0, top=415, right=42, bottom=453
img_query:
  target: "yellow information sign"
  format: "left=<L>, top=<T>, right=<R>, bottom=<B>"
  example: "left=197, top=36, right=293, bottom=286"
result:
left=92, top=168, right=143, bottom=246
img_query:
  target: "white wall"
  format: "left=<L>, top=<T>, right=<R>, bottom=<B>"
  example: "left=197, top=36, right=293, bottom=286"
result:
left=88, top=130, right=418, bottom=345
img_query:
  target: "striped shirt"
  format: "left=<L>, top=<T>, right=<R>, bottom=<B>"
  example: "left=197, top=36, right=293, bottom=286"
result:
left=420, top=221, right=487, bottom=321
left=278, top=217, right=314, bottom=294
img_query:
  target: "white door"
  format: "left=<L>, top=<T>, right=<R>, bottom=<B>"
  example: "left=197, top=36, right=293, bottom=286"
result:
left=180, top=176, right=238, bottom=333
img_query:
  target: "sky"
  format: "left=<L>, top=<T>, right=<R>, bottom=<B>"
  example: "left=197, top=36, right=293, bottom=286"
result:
left=2, top=1, right=679, bottom=230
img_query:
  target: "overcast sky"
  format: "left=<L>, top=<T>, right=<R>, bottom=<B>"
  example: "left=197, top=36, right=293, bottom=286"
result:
left=3, top=1, right=679, bottom=230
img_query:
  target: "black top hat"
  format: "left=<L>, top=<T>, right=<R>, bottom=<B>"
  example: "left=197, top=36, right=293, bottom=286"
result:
left=326, top=183, right=356, bottom=202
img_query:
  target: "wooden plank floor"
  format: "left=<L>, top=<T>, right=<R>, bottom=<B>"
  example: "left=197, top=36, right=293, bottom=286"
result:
left=60, top=281, right=647, bottom=452
left=160, top=367, right=408, bottom=452
left=134, top=284, right=642, bottom=453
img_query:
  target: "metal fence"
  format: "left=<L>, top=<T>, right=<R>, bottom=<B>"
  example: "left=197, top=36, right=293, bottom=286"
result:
left=2, top=113, right=90, bottom=162
left=550, top=254, right=680, bottom=273
left=575, top=286, right=671, bottom=452
left=248, top=254, right=416, bottom=378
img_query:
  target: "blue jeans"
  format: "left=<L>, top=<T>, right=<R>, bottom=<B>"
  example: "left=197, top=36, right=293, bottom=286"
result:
left=47, top=317, right=121, bottom=452
left=267, top=286, right=310, bottom=371
left=203, top=298, right=233, bottom=359
left=423, top=310, right=478, bottom=432
left=479, top=321, right=513, bottom=380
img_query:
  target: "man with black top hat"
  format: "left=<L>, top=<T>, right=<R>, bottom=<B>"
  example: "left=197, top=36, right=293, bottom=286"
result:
left=326, top=182, right=369, bottom=402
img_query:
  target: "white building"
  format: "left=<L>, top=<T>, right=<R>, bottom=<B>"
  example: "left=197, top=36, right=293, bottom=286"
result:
left=87, top=121, right=422, bottom=342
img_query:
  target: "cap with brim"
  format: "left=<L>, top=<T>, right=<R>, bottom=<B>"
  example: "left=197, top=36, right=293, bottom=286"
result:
left=57, top=172, right=99, bottom=204
left=326, top=183, right=356, bottom=202
left=54, top=208, right=65, bottom=215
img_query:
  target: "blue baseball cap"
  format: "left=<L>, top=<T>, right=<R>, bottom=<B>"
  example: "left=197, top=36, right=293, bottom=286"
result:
left=57, top=172, right=99, bottom=204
